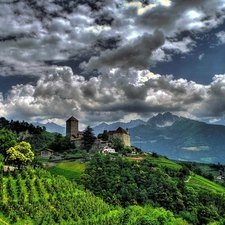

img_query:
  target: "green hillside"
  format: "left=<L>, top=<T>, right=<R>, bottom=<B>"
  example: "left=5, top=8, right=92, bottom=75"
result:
left=77, top=153, right=225, bottom=224
left=187, top=174, right=225, bottom=193
left=1, top=154, right=225, bottom=224
left=0, top=162, right=188, bottom=225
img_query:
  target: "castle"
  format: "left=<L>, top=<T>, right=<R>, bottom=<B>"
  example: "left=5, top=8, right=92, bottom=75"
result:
left=66, top=116, right=131, bottom=148
left=108, top=127, right=130, bottom=147
left=66, top=116, right=85, bottom=140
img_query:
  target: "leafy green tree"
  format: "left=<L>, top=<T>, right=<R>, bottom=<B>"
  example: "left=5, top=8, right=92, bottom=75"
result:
left=6, top=141, right=34, bottom=169
left=0, top=129, right=17, bottom=157
left=0, top=117, right=10, bottom=129
left=81, top=126, right=96, bottom=152
left=97, top=130, right=109, bottom=141
left=111, top=137, right=124, bottom=152
left=121, top=146, right=132, bottom=156
left=47, top=133, right=73, bottom=152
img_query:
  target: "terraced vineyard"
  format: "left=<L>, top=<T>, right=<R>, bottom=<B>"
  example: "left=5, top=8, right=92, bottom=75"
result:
left=0, top=166, right=121, bottom=225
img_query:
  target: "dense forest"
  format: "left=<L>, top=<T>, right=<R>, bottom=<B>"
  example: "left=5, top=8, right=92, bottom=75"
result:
left=0, top=117, right=73, bottom=154
left=78, top=153, right=225, bottom=225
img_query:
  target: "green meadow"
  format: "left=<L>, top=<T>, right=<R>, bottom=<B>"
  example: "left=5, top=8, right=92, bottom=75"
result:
left=47, top=161, right=86, bottom=180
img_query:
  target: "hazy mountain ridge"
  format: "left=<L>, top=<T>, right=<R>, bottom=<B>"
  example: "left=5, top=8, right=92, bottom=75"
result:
left=32, top=122, right=66, bottom=135
left=147, top=112, right=179, bottom=127
left=129, top=114, right=225, bottom=164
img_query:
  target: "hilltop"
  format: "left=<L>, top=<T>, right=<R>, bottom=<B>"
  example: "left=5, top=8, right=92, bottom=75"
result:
left=3, top=113, right=225, bottom=164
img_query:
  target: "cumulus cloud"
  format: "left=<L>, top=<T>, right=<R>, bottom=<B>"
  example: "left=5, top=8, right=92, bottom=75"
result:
left=216, top=31, right=225, bottom=44
left=195, top=75, right=225, bottom=117
left=1, top=65, right=224, bottom=127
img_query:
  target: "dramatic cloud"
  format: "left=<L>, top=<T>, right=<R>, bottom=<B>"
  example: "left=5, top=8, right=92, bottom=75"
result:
left=195, top=75, right=225, bottom=117
left=1, top=66, right=224, bottom=128
left=81, top=30, right=165, bottom=71
left=1, top=0, right=225, bottom=127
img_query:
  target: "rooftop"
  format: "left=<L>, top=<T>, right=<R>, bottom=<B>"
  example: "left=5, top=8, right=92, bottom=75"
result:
left=66, top=116, right=78, bottom=122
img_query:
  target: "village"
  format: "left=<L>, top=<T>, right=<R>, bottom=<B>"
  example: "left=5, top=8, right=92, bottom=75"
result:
left=40, top=116, right=140, bottom=160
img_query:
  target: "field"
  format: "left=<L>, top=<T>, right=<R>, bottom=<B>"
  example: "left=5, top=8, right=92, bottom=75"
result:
left=187, top=173, right=225, bottom=193
left=0, top=167, right=122, bottom=225
left=149, top=156, right=182, bottom=170
left=46, top=161, right=86, bottom=179
left=127, top=155, right=182, bottom=170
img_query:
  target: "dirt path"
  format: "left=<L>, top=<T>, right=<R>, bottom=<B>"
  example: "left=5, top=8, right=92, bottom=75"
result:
left=185, top=176, right=192, bottom=182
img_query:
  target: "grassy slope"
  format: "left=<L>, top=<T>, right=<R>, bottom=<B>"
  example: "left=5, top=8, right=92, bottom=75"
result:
left=152, top=157, right=225, bottom=193
left=47, top=161, right=86, bottom=179
left=127, top=155, right=182, bottom=170
left=149, top=156, right=182, bottom=170
left=187, top=173, right=225, bottom=193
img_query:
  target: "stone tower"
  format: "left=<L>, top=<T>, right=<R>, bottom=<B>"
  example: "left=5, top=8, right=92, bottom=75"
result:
left=66, top=116, right=79, bottom=139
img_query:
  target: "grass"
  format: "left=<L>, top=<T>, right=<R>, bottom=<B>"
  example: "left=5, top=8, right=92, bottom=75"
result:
left=47, top=161, right=86, bottom=179
left=187, top=174, right=225, bottom=193
left=149, top=156, right=182, bottom=170
left=127, top=155, right=183, bottom=170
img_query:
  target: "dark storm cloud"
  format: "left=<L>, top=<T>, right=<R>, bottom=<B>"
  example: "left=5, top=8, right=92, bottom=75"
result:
left=123, top=84, right=148, bottom=100
left=81, top=83, right=97, bottom=98
left=81, top=30, right=165, bottom=71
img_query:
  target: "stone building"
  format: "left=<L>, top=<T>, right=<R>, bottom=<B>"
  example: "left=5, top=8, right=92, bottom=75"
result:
left=66, top=116, right=79, bottom=140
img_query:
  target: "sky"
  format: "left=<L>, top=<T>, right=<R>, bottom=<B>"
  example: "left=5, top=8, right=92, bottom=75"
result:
left=1, top=0, right=225, bottom=130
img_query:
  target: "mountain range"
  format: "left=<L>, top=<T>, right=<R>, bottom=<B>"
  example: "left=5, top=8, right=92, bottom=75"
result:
left=129, top=112, right=225, bottom=164
left=36, top=112, right=225, bottom=164
left=92, top=119, right=144, bottom=136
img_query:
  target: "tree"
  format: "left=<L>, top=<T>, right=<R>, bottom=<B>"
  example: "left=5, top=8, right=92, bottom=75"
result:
left=6, top=141, right=34, bottom=169
left=97, top=130, right=109, bottom=141
left=111, top=137, right=124, bottom=152
left=81, top=126, right=96, bottom=152
left=0, top=129, right=17, bottom=157
left=48, top=133, right=73, bottom=152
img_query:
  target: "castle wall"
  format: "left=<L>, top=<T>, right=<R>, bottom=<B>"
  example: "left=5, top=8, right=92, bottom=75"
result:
left=109, top=133, right=130, bottom=147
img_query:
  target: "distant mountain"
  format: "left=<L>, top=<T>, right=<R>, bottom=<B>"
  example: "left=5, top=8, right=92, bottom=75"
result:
left=93, top=119, right=144, bottom=136
left=32, top=122, right=65, bottom=135
left=147, top=112, right=179, bottom=127
left=129, top=112, right=225, bottom=164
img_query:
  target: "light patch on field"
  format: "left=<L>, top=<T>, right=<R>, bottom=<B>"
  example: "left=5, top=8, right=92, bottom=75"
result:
left=182, top=146, right=210, bottom=151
